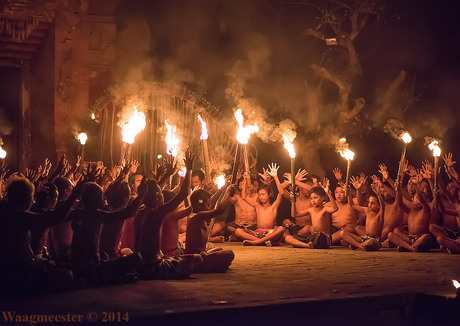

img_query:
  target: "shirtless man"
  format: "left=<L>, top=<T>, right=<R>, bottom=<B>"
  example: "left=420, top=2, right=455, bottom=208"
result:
left=342, top=183, right=384, bottom=251
left=330, top=181, right=358, bottom=245
left=226, top=175, right=257, bottom=240
left=373, top=165, right=406, bottom=243
left=235, top=163, right=285, bottom=246
left=430, top=153, right=460, bottom=252
left=388, top=174, right=433, bottom=252
left=281, top=170, right=312, bottom=237
left=285, top=179, right=338, bottom=248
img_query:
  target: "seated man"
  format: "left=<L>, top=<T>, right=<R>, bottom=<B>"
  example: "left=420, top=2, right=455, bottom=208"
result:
left=286, top=179, right=338, bottom=249
left=186, top=186, right=235, bottom=272
left=234, top=164, right=285, bottom=246
left=342, top=183, right=384, bottom=251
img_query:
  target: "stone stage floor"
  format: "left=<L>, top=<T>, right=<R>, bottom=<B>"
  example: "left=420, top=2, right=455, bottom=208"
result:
left=1, top=243, right=460, bottom=325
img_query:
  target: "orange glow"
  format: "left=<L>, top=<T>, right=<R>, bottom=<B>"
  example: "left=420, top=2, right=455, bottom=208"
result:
left=234, top=109, right=259, bottom=144
left=120, top=106, right=146, bottom=144
left=197, top=115, right=208, bottom=140
left=165, top=120, right=180, bottom=157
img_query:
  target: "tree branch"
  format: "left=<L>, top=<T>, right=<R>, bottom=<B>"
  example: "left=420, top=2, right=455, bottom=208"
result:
left=311, top=63, right=350, bottom=108
left=303, top=28, right=325, bottom=40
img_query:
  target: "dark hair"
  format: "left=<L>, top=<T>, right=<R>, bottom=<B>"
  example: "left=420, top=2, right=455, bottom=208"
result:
left=310, top=186, right=326, bottom=198
left=7, top=178, right=35, bottom=211
left=162, top=189, right=175, bottom=203
left=35, top=182, right=58, bottom=207
left=106, top=182, right=131, bottom=209
left=144, top=179, right=161, bottom=208
left=53, top=177, right=73, bottom=201
left=192, top=170, right=205, bottom=182
left=258, top=184, right=272, bottom=196
left=81, top=182, right=104, bottom=209
left=190, top=189, right=211, bottom=208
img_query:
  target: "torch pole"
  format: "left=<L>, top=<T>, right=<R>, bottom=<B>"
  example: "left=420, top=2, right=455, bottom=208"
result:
left=433, top=156, right=439, bottom=195
left=243, top=144, right=250, bottom=174
left=291, top=157, right=296, bottom=203
left=395, top=143, right=407, bottom=189
left=202, top=139, right=212, bottom=184
left=345, top=159, right=351, bottom=196
left=231, top=143, right=241, bottom=184
left=80, top=145, right=85, bottom=163
left=120, top=143, right=128, bottom=166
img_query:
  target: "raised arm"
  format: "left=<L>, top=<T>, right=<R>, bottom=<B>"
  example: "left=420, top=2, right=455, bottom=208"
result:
left=322, top=179, right=338, bottom=213
left=156, top=150, right=194, bottom=217
left=267, top=163, right=283, bottom=208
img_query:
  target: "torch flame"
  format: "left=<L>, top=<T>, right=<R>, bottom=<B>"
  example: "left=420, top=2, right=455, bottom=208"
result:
left=234, top=109, right=259, bottom=144
left=428, top=140, right=441, bottom=157
left=197, top=115, right=208, bottom=140
left=283, top=134, right=296, bottom=158
left=340, top=148, right=355, bottom=161
left=0, top=147, right=6, bottom=159
left=453, top=280, right=460, bottom=289
left=91, top=113, right=96, bottom=120
left=178, top=167, right=187, bottom=178
left=76, top=132, right=88, bottom=145
left=401, top=132, right=412, bottom=144
left=214, top=174, right=226, bottom=189
left=120, top=106, right=146, bottom=144
left=165, top=120, right=180, bottom=157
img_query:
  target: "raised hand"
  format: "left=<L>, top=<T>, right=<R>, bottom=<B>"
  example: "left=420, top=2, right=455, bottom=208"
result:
left=111, top=165, right=121, bottom=180
left=295, top=169, right=308, bottom=182
left=421, top=161, right=433, bottom=180
left=405, top=164, right=417, bottom=178
left=0, top=160, right=9, bottom=179
left=371, top=174, right=381, bottom=185
left=320, top=178, right=330, bottom=193
left=350, top=176, right=363, bottom=190
left=184, top=150, right=194, bottom=171
left=258, top=168, right=271, bottom=184
left=443, top=153, right=456, bottom=168
left=267, top=163, right=279, bottom=177
left=129, top=160, right=140, bottom=174
left=378, top=164, right=389, bottom=181
left=333, top=168, right=342, bottom=181
left=358, top=172, right=367, bottom=184
left=25, top=168, right=38, bottom=183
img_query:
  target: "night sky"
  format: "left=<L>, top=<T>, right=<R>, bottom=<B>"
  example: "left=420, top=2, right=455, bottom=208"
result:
left=114, top=0, right=460, bottom=178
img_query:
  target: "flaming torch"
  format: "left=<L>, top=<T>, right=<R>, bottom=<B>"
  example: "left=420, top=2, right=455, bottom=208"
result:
left=197, top=115, right=212, bottom=184
left=76, top=132, right=88, bottom=162
left=395, top=132, right=412, bottom=189
left=453, top=279, right=460, bottom=297
left=428, top=140, right=441, bottom=194
left=119, top=106, right=146, bottom=165
left=231, top=109, right=259, bottom=183
left=0, top=146, right=6, bottom=159
left=283, top=133, right=296, bottom=203
left=165, top=120, right=180, bottom=157
left=214, top=174, right=226, bottom=190
left=337, top=138, right=355, bottom=196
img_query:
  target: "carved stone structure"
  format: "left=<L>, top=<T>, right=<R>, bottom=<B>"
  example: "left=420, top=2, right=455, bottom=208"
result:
left=0, top=0, right=117, bottom=170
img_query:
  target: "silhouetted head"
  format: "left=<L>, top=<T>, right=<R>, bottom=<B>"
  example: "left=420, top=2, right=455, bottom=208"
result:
left=35, top=182, right=58, bottom=210
left=190, top=189, right=211, bottom=212
left=106, top=182, right=131, bottom=209
left=7, top=177, right=35, bottom=211
left=81, top=182, right=105, bottom=210
left=144, top=179, right=163, bottom=209
left=54, top=177, right=73, bottom=202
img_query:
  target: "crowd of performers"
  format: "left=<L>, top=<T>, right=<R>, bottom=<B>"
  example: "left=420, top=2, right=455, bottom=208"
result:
left=1, top=148, right=460, bottom=296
